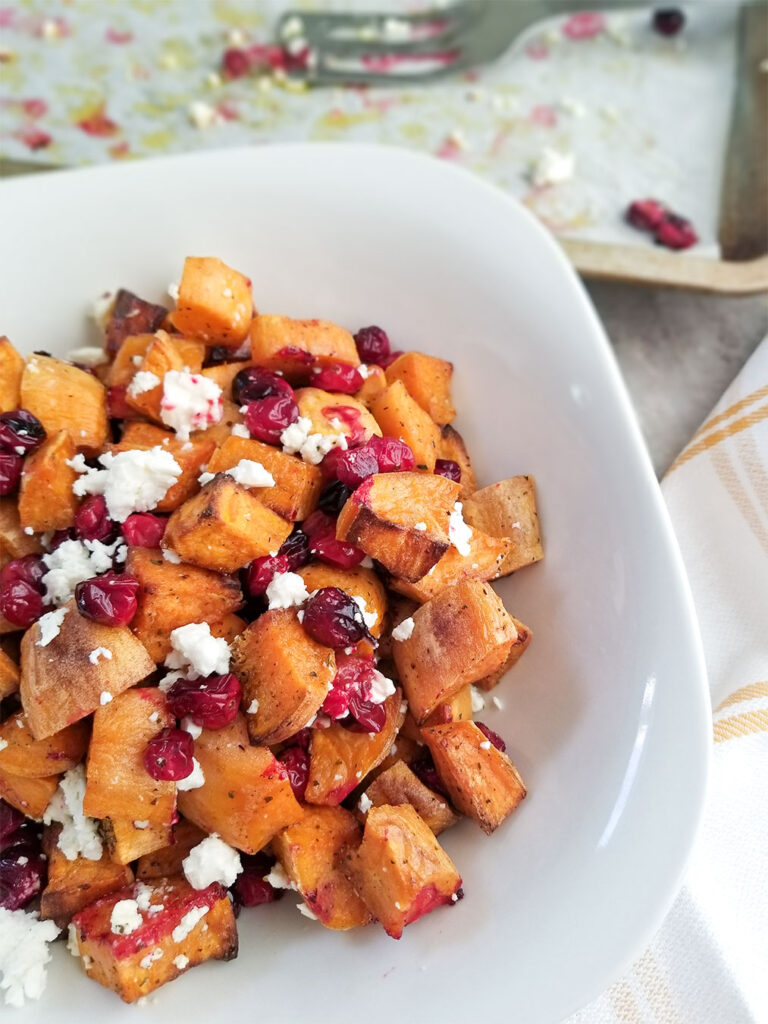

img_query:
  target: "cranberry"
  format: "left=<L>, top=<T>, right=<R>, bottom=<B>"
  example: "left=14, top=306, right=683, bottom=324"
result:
left=411, top=750, right=448, bottom=797
left=318, top=480, right=352, bottom=518
left=652, top=7, right=685, bottom=35
left=434, top=458, right=461, bottom=482
left=0, top=801, right=25, bottom=847
left=107, top=385, right=134, bottom=420
left=302, top=587, right=372, bottom=649
left=167, top=673, right=242, bottom=730
left=626, top=198, right=667, bottom=232
left=0, top=450, right=23, bottom=496
left=122, top=512, right=167, bottom=548
left=232, top=367, right=293, bottom=406
left=0, top=555, right=45, bottom=592
left=321, top=444, right=379, bottom=488
left=246, top=553, right=290, bottom=597
left=322, top=652, right=375, bottom=719
left=476, top=721, right=507, bottom=752
left=655, top=213, right=698, bottom=250
left=288, top=727, right=312, bottom=751
left=49, top=528, right=76, bottom=550
left=312, top=363, right=364, bottom=394
left=303, top=510, right=365, bottom=569
left=0, top=579, right=43, bottom=628
left=278, top=529, right=310, bottom=572
left=346, top=693, right=387, bottom=733
left=0, top=847, right=45, bottom=911
left=222, top=46, right=252, bottom=79
left=380, top=349, right=404, bottom=369
left=74, top=495, right=116, bottom=543
left=143, top=728, right=195, bottom=781
left=75, top=571, right=139, bottom=626
left=368, top=435, right=415, bottom=473
left=322, top=405, right=366, bottom=447
left=278, top=746, right=309, bottom=801
left=0, top=410, right=46, bottom=454
left=244, top=395, right=298, bottom=445
left=354, top=325, right=390, bottom=365
left=233, top=853, right=283, bottom=907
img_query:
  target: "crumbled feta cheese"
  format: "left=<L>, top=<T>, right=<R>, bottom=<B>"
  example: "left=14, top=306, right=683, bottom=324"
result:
left=134, top=882, right=153, bottom=912
left=139, top=948, right=163, bottom=969
left=264, top=862, right=295, bottom=890
left=413, top=521, right=427, bottom=531
left=183, top=834, right=242, bottom=890
left=470, top=686, right=485, bottom=713
left=180, top=717, right=203, bottom=740
left=266, top=571, right=309, bottom=611
left=0, top=909, right=60, bottom=1007
left=221, top=459, right=274, bottom=489
left=0, top=739, right=7, bottom=753
left=160, top=370, right=223, bottom=441
left=66, top=922, right=79, bottom=957
left=91, top=290, right=115, bottom=330
left=133, top=820, right=149, bottom=830
left=448, top=502, right=473, bottom=557
left=171, top=905, right=209, bottom=943
left=68, top=448, right=182, bottom=522
left=176, top=758, right=205, bottom=792
left=188, top=101, right=222, bottom=131
left=99, top=691, right=113, bottom=706
left=391, top=616, right=415, bottom=642
left=67, top=346, right=109, bottom=367
left=23, top=526, right=34, bottom=535
left=491, top=695, right=504, bottom=710
left=35, top=606, right=68, bottom=647
left=164, top=622, right=230, bottom=678
left=280, top=416, right=348, bottom=465
left=110, top=899, right=142, bottom=936
left=358, top=793, right=373, bottom=814
left=173, top=954, right=189, bottom=970
left=131, top=354, right=144, bottom=367
left=43, top=765, right=102, bottom=861
left=451, top=892, right=459, bottom=903
left=357, top=363, right=370, bottom=379
left=231, top=423, right=250, bottom=438
left=297, top=903, right=318, bottom=920
left=479, top=740, right=492, bottom=750
left=167, top=281, right=179, bottom=302
left=246, top=699, right=259, bottom=715
left=360, top=556, right=374, bottom=569
left=127, top=370, right=161, bottom=397
left=352, top=595, right=378, bottom=631
left=529, top=147, right=575, bottom=188
left=368, top=669, right=396, bottom=704
left=197, top=471, right=215, bottom=487
left=149, top=711, right=160, bottom=723
left=162, top=548, right=182, bottom=564
left=40, top=536, right=122, bottom=605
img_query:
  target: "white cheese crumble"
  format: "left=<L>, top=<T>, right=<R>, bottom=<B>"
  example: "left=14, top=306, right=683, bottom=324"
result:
left=413, top=521, right=427, bottom=531
left=448, top=502, right=473, bottom=557
left=0, top=909, right=60, bottom=1007
left=35, top=606, right=68, bottom=647
left=352, top=595, right=378, bottom=631
left=368, top=669, right=396, bottom=704
left=89, top=647, right=112, bottom=665
left=139, top=948, right=163, bottom=969
left=0, top=739, right=6, bottom=753
left=529, top=147, right=575, bottom=188
left=40, top=537, right=121, bottom=606
left=167, top=281, right=180, bottom=302
left=492, top=695, right=504, bottom=710
left=183, top=834, right=242, bottom=890
left=134, top=882, right=153, bottom=912
left=176, top=757, right=205, bottom=792
left=162, top=548, right=182, bottom=564
left=171, top=905, right=209, bottom=943
left=160, top=370, right=223, bottom=441
left=470, top=686, right=486, bottom=713
left=188, top=100, right=222, bottom=130
left=110, top=899, right=142, bottom=935
left=263, top=862, right=295, bottom=890
left=99, top=691, right=113, bottom=706
left=391, top=616, right=415, bottom=642
left=358, top=793, right=373, bottom=814
left=297, top=902, right=318, bottom=921
left=265, top=571, right=309, bottom=611
left=224, top=459, right=275, bottom=488
left=43, top=765, right=102, bottom=862
left=230, top=423, right=250, bottom=438
left=127, top=370, right=161, bottom=397
left=479, top=740, right=492, bottom=750
left=67, top=346, right=109, bottom=367
left=181, top=717, right=203, bottom=740
left=69, top=448, right=182, bottom=523
left=133, top=820, right=149, bottom=829
left=164, top=622, right=230, bottom=679
left=280, top=416, right=348, bottom=465
left=246, top=698, right=259, bottom=715
left=173, top=954, right=189, bottom=970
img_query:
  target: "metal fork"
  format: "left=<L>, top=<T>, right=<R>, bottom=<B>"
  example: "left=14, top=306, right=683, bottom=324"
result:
left=276, top=0, right=642, bottom=86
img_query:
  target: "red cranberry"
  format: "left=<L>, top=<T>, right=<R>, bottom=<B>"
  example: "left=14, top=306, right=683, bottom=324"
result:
left=143, top=728, right=195, bottom=781
left=302, top=587, right=373, bottom=648
left=626, top=198, right=667, bottom=232
left=368, top=435, right=415, bottom=473
left=322, top=652, right=375, bottom=719
left=244, top=395, right=298, bottom=444
left=322, top=405, right=366, bottom=447
left=233, top=367, right=293, bottom=406
left=222, top=46, right=252, bottom=79
left=48, top=528, right=76, bottom=550
left=0, top=848, right=45, bottom=910
left=74, top=495, right=115, bottom=543
left=122, top=512, right=167, bottom=548
left=278, top=529, right=310, bottom=571
left=318, top=480, right=352, bottom=517
left=233, top=853, right=283, bottom=907
left=476, top=721, right=507, bottom=752
left=288, top=727, right=312, bottom=751
left=303, top=510, right=365, bottom=569
left=321, top=444, right=379, bottom=488
left=0, top=555, right=45, bottom=592
left=278, top=746, right=309, bottom=801
left=655, top=213, right=698, bottom=250
left=312, top=363, right=364, bottom=394
left=75, top=571, right=139, bottom=626
left=354, top=325, right=391, bottom=365
left=380, top=350, right=404, bottom=369
left=0, top=450, right=23, bottom=496
left=0, top=801, right=25, bottom=847
left=346, top=693, right=387, bottom=733
left=167, top=674, right=242, bottom=730
left=411, top=750, right=448, bottom=797
left=0, top=579, right=43, bottom=628
left=107, top=385, right=134, bottom=420
left=434, top=458, right=461, bottom=482
left=0, top=410, right=46, bottom=454
left=246, top=554, right=290, bottom=597
left=652, top=7, right=685, bottom=35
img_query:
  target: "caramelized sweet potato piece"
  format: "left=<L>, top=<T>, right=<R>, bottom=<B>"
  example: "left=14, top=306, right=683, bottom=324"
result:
left=21, top=600, right=156, bottom=739
left=385, top=352, right=455, bottom=425
left=370, top=381, right=441, bottom=472
left=272, top=806, right=371, bottom=930
left=231, top=609, right=334, bottom=746
left=0, top=711, right=88, bottom=778
left=104, top=289, right=167, bottom=354
left=205, top=434, right=323, bottom=522
left=389, top=528, right=507, bottom=603
left=21, top=354, right=108, bottom=452
left=438, top=425, right=477, bottom=497
left=424, top=684, right=473, bottom=726
left=361, top=761, right=458, bottom=835
left=250, top=315, right=360, bottom=380
left=126, top=547, right=243, bottom=663
left=18, top=430, right=78, bottom=533
left=0, top=336, right=24, bottom=412
left=392, top=580, right=518, bottom=723
left=102, top=818, right=172, bottom=866
left=343, top=804, right=461, bottom=938
left=124, top=335, right=206, bottom=423
left=475, top=617, right=533, bottom=690
left=135, top=819, right=207, bottom=881
left=164, top=476, right=292, bottom=574
left=0, top=648, right=20, bottom=699
left=355, top=364, right=387, bottom=407
left=111, top=422, right=215, bottom=513
left=298, top=563, right=387, bottom=638
left=306, top=692, right=405, bottom=805
left=170, top=256, right=253, bottom=346
left=177, top=714, right=303, bottom=853
left=71, top=877, right=237, bottom=1003
left=209, top=613, right=246, bottom=645
left=200, top=361, right=250, bottom=396
left=0, top=767, right=59, bottom=817
left=336, top=472, right=459, bottom=582
left=295, top=388, right=381, bottom=444
left=421, top=720, right=526, bottom=833
left=40, top=824, right=134, bottom=929
left=462, top=476, right=543, bottom=576
left=0, top=497, right=43, bottom=560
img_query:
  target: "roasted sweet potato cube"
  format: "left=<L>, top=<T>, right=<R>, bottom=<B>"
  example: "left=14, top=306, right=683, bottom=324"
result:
left=295, top=388, right=381, bottom=444
left=0, top=767, right=59, bottom=817
left=392, top=580, right=518, bottom=723
left=188, top=397, right=244, bottom=446
left=0, top=648, right=19, bottom=699
left=361, top=761, right=458, bottom=835
left=170, top=256, right=253, bottom=346
left=18, top=430, right=78, bottom=533
left=272, top=806, right=371, bottom=930
left=0, top=711, right=88, bottom=778
left=231, top=609, right=334, bottom=746
left=421, top=721, right=526, bottom=833
left=250, top=315, right=359, bottom=380
left=135, top=819, right=207, bottom=881
left=164, top=476, right=292, bottom=574
left=111, top=422, right=215, bottom=513
left=389, top=528, right=508, bottom=603
left=475, top=617, right=533, bottom=690
left=21, top=354, right=108, bottom=452
left=355, top=364, right=387, bottom=407
left=126, top=548, right=243, bottom=663
left=83, top=689, right=175, bottom=826
left=205, top=434, right=323, bottom=521
left=343, top=804, right=461, bottom=939
left=370, top=381, right=441, bottom=472
left=200, top=361, right=250, bottom=396
left=298, top=563, right=388, bottom=638
left=104, top=289, right=167, bottom=353
left=125, top=335, right=205, bottom=422
left=462, top=476, right=543, bottom=576
left=438, top=425, right=477, bottom=497
left=0, top=336, right=24, bottom=412
left=0, top=497, right=43, bottom=560
left=71, top=877, right=237, bottom=1003
left=40, top=824, right=134, bottom=929
left=177, top=714, right=303, bottom=853
left=21, top=600, right=156, bottom=739
left=102, top=818, right=173, bottom=866
left=424, top=684, right=473, bottom=726
left=108, top=334, right=205, bottom=389
left=306, top=692, right=405, bottom=805
left=209, top=612, right=246, bottom=645
left=385, top=352, right=455, bottom=426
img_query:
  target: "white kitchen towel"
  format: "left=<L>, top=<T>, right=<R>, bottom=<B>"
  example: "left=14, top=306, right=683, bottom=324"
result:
left=568, top=340, right=768, bottom=1024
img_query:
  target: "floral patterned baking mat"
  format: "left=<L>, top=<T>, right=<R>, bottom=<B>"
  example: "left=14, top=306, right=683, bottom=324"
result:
left=0, top=1, right=738, bottom=256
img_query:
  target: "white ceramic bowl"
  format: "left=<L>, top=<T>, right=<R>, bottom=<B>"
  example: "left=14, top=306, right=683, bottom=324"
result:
left=0, top=145, right=710, bottom=1024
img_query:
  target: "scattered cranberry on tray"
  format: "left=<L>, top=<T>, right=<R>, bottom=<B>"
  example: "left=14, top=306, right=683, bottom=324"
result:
left=625, top=198, right=698, bottom=251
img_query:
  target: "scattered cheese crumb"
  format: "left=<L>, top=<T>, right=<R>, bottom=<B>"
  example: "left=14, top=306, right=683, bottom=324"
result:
left=171, top=905, right=209, bottom=943
left=180, top=717, right=203, bottom=740
left=470, top=686, right=486, bottom=712
left=221, top=459, right=275, bottom=489
left=176, top=757, right=205, bottom=792
left=89, top=647, right=112, bottom=665
left=139, top=948, right=163, bottom=969
left=68, top=448, right=182, bottom=523
left=492, top=695, right=504, bottom=710
left=368, top=669, right=396, bottom=704
left=183, top=834, right=242, bottom=890
left=99, top=691, right=113, bottom=706
left=188, top=100, right=222, bottom=131
left=35, top=607, right=68, bottom=647
left=297, top=903, right=318, bottom=920
left=479, top=740, right=491, bottom=750
left=127, top=370, right=161, bottom=397
left=110, top=899, right=142, bottom=936
left=43, top=765, right=102, bottom=862
left=263, top=863, right=295, bottom=890
left=266, top=571, right=309, bottom=611
left=164, top=622, right=230, bottom=678
left=173, top=954, right=189, bottom=970
left=0, top=739, right=7, bottom=753
left=413, top=521, right=427, bottom=531
left=231, top=423, right=250, bottom=438
left=133, top=820, right=149, bottom=830
left=67, top=346, right=109, bottom=367
left=529, top=147, right=575, bottom=188
left=358, top=793, right=373, bottom=814
left=280, top=416, right=348, bottom=465
left=246, top=699, right=259, bottom=714
left=160, top=370, right=223, bottom=441
left=391, top=616, right=415, bottom=642
left=162, top=548, right=182, bottom=564
left=0, top=909, right=60, bottom=1007
left=448, top=502, right=473, bottom=557
left=352, top=594, right=378, bottom=631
